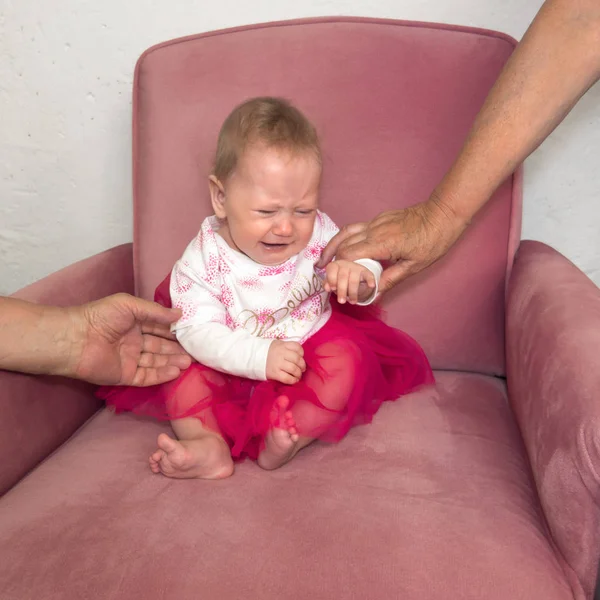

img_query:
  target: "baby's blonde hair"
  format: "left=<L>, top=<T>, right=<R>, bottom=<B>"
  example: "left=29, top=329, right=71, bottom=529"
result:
left=213, top=97, right=321, bottom=181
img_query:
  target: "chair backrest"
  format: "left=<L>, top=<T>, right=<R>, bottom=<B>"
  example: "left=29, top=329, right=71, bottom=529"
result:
left=132, top=17, right=521, bottom=375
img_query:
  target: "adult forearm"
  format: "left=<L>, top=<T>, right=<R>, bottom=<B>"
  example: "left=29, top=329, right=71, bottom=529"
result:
left=0, top=297, right=76, bottom=376
left=435, top=0, right=600, bottom=222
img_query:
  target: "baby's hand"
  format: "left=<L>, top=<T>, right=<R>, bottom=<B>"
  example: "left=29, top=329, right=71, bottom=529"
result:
left=324, top=260, right=376, bottom=304
left=266, top=340, right=306, bottom=385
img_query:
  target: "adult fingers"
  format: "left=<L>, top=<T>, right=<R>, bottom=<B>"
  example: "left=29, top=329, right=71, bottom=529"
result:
left=119, top=294, right=182, bottom=327
left=138, top=349, right=192, bottom=370
left=141, top=322, right=178, bottom=340
left=141, top=333, right=189, bottom=355
left=336, top=237, right=392, bottom=263
left=316, top=222, right=367, bottom=267
left=379, top=261, right=415, bottom=294
left=131, top=365, right=182, bottom=387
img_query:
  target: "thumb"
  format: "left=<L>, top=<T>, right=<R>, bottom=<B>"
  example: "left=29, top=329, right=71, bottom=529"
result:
left=126, top=296, right=182, bottom=326
left=316, top=222, right=366, bottom=267
left=379, top=262, right=413, bottom=294
left=336, top=237, right=388, bottom=263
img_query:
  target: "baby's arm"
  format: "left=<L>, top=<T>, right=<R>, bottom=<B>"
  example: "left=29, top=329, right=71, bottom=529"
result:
left=178, top=322, right=305, bottom=384
left=170, top=253, right=273, bottom=379
left=171, top=254, right=304, bottom=383
left=176, top=322, right=272, bottom=380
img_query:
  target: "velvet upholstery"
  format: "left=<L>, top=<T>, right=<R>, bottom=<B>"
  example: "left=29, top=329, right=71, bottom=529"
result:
left=507, top=240, right=600, bottom=598
left=0, top=374, right=573, bottom=600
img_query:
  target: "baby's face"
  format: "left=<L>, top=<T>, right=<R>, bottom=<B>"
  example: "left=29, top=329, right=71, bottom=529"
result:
left=211, top=144, right=320, bottom=266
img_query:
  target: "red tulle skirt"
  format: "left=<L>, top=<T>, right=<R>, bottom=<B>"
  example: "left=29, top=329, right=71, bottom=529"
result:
left=97, top=275, right=434, bottom=461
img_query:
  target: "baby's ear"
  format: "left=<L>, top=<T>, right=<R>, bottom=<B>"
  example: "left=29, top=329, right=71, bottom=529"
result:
left=209, top=175, right=227, bottom=218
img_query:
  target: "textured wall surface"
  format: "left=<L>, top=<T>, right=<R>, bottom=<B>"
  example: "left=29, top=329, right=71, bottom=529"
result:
left=1, top=0, right=598, bottom=293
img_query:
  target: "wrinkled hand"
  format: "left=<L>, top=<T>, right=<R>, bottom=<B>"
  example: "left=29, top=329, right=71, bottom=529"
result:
left=266, top=340, right=306, bottom=385
left=323, top=260, right=375, bottom=304
left=69, top=293, right=191, bottom=386
left=317, top=197, right=468, bottom=295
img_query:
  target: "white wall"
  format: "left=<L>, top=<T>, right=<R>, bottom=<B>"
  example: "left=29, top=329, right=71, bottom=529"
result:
left=1, top=0, right=598, bottom=294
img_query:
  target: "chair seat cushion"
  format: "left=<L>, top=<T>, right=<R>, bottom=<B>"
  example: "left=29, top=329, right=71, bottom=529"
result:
left=0, top=373, right=571, bottom=599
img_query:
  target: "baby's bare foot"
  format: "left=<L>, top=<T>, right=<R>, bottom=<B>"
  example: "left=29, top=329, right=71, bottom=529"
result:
left=258, top=396, right=300, bottom=470
left=149, top=433, right=234, bottom=480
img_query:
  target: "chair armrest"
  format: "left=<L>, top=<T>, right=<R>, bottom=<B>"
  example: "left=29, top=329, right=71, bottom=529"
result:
left=506, top=240, right=600, bottom=598
left=0, top=244, right=134, bottom=496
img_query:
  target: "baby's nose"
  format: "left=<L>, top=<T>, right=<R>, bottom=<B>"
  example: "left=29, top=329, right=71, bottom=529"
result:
left=273, top=216, right=293, bottom=236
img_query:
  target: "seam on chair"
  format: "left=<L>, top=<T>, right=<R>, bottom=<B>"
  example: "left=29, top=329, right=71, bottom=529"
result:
left=132, top=50, right=141, bottom=297
left=136, top=17, right=518, bottom=66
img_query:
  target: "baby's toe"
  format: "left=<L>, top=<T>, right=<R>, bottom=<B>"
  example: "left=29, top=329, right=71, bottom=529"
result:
left=149, top=455, right=162, bottom=473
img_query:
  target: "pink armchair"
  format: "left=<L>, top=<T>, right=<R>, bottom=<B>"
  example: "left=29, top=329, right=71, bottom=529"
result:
left=1, top=18, right=599, bottom=600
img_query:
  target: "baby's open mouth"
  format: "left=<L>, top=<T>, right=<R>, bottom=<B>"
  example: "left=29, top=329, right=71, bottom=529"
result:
left=261, top=242, right=289, bottom=250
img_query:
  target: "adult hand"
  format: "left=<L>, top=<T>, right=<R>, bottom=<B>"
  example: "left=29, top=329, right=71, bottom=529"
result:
left=317, top=196, right=468, bottom=295
left=68, top=293, right=191, bottom=386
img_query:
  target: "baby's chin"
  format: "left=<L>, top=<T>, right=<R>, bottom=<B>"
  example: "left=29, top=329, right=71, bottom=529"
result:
left=248, top=253, right=294, bottom=267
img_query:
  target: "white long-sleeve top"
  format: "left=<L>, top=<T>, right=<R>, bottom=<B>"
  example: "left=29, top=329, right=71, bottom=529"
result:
left=170, top=211, right=382, bottom=380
